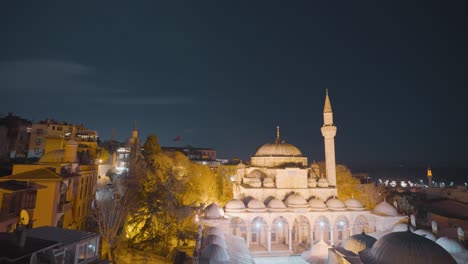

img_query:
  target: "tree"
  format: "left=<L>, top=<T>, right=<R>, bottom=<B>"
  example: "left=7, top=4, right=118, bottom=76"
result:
left=91, top=192, right=136, bottom=262
left=358, top=183, right=386, bottom=209
left=334, top=164, right=361, bottom=201
left=395, top=195, right=415, bottom=229
left=125, top=134, right=221, bottom=257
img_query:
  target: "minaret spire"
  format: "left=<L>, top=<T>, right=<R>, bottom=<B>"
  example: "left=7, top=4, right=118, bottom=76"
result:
left=321, top=89, right=337, bottom=186
left=324, top=88, right=333, bottom=113
left=275, top=126, right=280, bottom=143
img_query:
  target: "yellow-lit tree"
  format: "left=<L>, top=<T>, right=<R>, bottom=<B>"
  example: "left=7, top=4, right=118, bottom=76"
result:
left=126, top=134, right=222, bottom=257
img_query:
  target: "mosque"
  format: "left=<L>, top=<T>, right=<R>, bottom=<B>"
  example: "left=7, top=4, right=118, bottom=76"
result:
left=202, top=90, right=407, bottom=257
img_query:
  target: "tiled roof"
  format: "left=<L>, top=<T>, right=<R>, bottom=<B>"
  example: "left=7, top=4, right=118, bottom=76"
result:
left=0, top=232, right=59, bottom=262
left=0, top=168, right=62, bottom=181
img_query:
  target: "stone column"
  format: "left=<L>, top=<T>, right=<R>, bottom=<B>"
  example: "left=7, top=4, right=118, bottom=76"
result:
left=288, top=227, right=293, bottom=252
left=267, top=229, right=272, bottom=252
left=246, top=224, right=251, bottom=248
left=330, top=228, right=334, bottom=246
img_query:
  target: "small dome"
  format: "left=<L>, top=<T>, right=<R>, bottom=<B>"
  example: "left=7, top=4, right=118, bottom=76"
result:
left=436, top=237, right=465, bottom=254
left=359, top=231, right=456, bottom=264
left=267, top=199, right=287, bottom=209
left=311, top=162, right=320, bottom=169
left=308, top=177, right=317, bottom=187
left=200, top=244, right=230, bottom=262
left=326, top=198, right=346, bottom=210
left=246, top=169, right=266, bottom=178
left=204, top=234, right=227, bottom=249
left=263, top=177, right=275, bottom=187
left=247, top=199, right=266, bottom=209
left=373, top=201, right=399, bottom=216
left=392, top=224, right=415, bottom=232
left=254, top=142, right=302, bottom=157
left=317, top=178, right=329, bottom=187
left=308, top=198, right=327, bottom=211
left=341, top=232, right=377, bottom=254
left=224, top=199, right=246, bottom=211
left=414, top=229, right=436, bottom=241
left=285, top=194, right=308, bottom=208
left=345, top=198, right=365, bottom=210
left=204, top=203, right=224, bottom=219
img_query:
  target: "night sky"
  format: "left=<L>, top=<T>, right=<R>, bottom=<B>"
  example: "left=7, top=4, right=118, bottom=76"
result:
left=1, top=1, right=467, bottom=168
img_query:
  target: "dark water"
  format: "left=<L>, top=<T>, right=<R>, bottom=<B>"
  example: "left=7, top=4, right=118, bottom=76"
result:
left=350, top=166, right=468, bottom=186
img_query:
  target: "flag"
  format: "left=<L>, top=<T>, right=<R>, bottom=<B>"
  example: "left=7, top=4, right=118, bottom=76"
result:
left=173, top=135, right=182, bottom=142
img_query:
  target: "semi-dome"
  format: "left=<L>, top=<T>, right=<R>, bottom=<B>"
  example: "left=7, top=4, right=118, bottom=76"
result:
left=267, top=199, right=287, bottom=210
left=247, top=199, right=266, bottom=211
left=373, top=201, right=399, bottom=216
left=414, top=229, right=436, bottom=241
left=204, top=203, right=224, bottom=219
left=308, top=198, right=327, bottom=211
left=254, top=142, right=302, bottom=157
left=246, top=169, right=266, bottom=178
left=326, top=198, right=346, bottom=210
left=341, top=232, right=377, bottom=254
left=345, top=198, right=365, bottom=210
left=359, top=231, right=456, bottom=264
left=224, top=199, right=246, bottom=212
left=436, top=237, right=465, bottom=254
left=285, top=194, right=308, bottom=208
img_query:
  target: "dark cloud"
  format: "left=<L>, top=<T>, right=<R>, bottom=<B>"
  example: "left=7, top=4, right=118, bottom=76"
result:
left=0, top=59, right=92, bottom=92
left=88, top=96, right=196, bottom=105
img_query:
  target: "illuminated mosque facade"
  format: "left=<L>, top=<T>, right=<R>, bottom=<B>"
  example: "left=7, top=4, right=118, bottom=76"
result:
left=203, top=90, right=406, bottom=256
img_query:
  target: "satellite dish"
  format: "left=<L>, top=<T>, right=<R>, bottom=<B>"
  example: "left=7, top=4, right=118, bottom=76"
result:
left=20, top=209, right=29, bottom=226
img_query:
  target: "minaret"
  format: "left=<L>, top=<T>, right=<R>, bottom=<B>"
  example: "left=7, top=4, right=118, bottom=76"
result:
left=275, top=126, right=280, bottom=143
left=131, top=120, right=138, bottom=142
left=427, top=165, right=433, bottom=187
left=320, top=89, right=337, bottom=186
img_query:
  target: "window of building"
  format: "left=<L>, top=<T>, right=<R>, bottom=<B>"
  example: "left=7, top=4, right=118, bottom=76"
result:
left=36, top=129, right=44, bottom=135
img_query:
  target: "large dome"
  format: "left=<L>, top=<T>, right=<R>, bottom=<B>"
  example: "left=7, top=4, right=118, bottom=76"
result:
left=436, top=237, right=465, bottom=254
left=254, top=142, right=302, bottom=157
left=359, top=231, right=456, bottom=264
